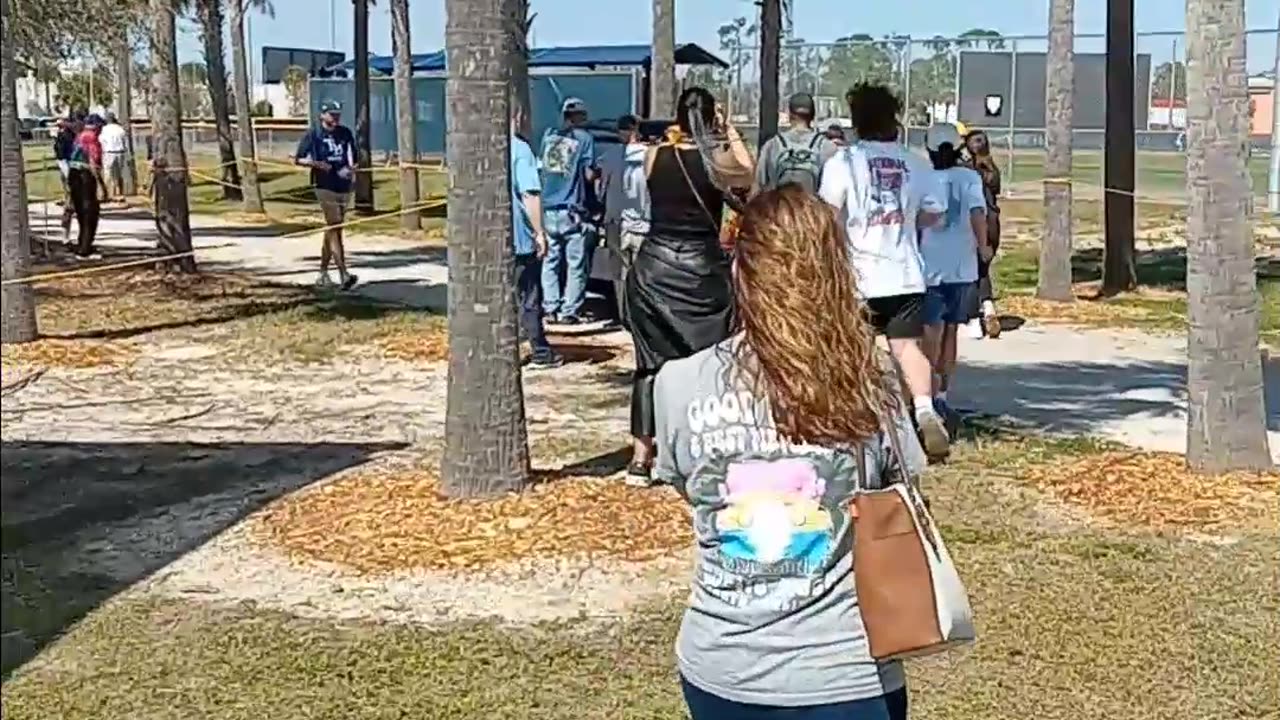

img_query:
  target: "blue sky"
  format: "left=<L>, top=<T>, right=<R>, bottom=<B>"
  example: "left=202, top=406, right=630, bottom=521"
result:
left=176, top=0, right=1280, bottom=73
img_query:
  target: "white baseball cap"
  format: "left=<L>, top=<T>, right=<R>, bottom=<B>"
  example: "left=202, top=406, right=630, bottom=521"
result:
left=561, top=97, right=588, bottom=115
left=925, top=122, right=962, bottom=152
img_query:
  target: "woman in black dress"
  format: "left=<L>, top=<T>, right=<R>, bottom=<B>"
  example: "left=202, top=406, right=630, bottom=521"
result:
left=624, top=87, right=754, bottom=485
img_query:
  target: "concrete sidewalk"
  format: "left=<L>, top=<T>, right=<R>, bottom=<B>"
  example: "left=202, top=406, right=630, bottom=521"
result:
left=36, top=204, right=1280, bottom=463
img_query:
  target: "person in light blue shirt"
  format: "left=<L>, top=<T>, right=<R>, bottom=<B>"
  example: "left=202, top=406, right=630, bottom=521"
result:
left=512, top=112, right=563, bottom=368
left=538, top=97, right=598, bottom=324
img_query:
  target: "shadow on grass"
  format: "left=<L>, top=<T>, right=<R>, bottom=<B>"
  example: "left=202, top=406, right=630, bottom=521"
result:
left=0, top=440, right=403, bottom=678
left=951, top=358, right=1280, bottom=435
left=1001, top=245, right=1280, bottom=296
left=535, top=446, right=632, bottom=482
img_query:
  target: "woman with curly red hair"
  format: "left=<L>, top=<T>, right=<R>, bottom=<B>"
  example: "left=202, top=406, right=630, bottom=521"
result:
left=653, top=186, right=925, bottom=720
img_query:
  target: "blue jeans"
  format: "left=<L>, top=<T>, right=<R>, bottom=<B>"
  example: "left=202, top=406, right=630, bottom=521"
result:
left=681, top=677, right=908, bottom=720
left=541, top=208, right=589, bottom=318
left=515, top=253, right=554, bottom=361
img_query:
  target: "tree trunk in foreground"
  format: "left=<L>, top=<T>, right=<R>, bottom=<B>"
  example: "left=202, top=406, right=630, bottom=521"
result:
left=1, top=0, right=37, bottom=343
left=1038, top=0, right=1075, bottom=302
left=1184, top=0, right=1272, bottom=472
left=353, top=0, right=374, bottom=214
left=391, top=0, right=419, bottom=231
left=197, top=0, right=243, bottom=201
left=229, top=0, right=264, bottom=213
left=150, top=0, right=197, bottom=273
left=441, top=0, right=531, bottom=498
left=650, top=0, right=676, bottom=118
left=506, top=0, right=532, bottom=139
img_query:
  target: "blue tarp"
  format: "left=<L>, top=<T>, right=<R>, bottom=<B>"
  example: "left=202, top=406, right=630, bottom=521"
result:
left=309, top=71, right=638, bottom=155
left=333, top=43, right=727, bottom=75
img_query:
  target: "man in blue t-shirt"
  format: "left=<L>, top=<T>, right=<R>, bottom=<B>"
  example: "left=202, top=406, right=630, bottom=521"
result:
left=295, top=100, right=359, bottom=290
left=538, top=97, right=597, bottom=324
left=511, top=111, right=564, bottom=368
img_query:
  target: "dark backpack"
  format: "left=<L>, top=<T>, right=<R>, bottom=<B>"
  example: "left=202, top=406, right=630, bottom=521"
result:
left=771, top=132, right=824, bottom=192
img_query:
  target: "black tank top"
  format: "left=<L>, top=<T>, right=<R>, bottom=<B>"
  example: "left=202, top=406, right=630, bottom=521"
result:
left=646, top=145, right=724, bottom=246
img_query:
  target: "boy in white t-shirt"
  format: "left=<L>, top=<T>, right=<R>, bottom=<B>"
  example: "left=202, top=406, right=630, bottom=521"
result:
left=819, top=83, right=951, bottom=459
left=920, top=123, right=993, bottom=417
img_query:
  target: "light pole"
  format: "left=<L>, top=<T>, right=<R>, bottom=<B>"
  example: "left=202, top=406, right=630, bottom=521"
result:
left=1268, top=10, right=1280, bottom=213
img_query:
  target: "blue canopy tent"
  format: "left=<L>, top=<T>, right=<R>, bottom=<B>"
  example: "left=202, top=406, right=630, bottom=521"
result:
left=332, top=43, right=727, bottom=79
left=312, top=43, right=727, bottom=154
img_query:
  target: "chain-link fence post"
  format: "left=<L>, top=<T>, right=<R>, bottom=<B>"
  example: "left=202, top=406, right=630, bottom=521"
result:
left=1006, top=38, right=1019, bottom=190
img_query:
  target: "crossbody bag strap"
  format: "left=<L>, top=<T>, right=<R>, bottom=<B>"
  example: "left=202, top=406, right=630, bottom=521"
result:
left=671, top=145, right=720, bottom=232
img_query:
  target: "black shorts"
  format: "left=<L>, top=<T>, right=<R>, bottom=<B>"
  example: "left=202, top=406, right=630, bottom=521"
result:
left=866, top=293, right=925, bottom=339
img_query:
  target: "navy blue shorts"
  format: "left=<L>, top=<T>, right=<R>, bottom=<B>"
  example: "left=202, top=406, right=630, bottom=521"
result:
left=924, top=282, right=977, bottom=325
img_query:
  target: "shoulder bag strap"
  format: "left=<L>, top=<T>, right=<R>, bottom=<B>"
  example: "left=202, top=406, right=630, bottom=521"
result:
left=671, top=145, right=720, bottom=231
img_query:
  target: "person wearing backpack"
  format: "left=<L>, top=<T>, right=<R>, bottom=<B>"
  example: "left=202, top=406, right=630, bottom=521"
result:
left=754, top=93, right=838, bottom=195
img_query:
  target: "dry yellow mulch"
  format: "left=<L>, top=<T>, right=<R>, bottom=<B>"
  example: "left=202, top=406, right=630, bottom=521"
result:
left=375, top=332, right=450, bottom=363
left=1023, top=451, right=1280, bottom=532
left=1, top=338, right=137, bottom=373
left=1000, top=288, right=1178, bottom=328
left=257, top=468, right=691, bottom=574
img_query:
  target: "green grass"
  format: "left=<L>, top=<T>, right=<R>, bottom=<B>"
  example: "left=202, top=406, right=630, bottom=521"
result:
left=993, top=238, right=1280, bottom=343
left=230, top=295, right=445, bottom=363
left=23, top=146, right=448, bottom=237
left=3, top=431, right=1276, bottom=720
left=994, top=149, right=1272, bottom=200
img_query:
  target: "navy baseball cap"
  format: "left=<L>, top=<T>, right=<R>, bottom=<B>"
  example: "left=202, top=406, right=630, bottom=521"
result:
left=84, top=114, right=104, bottom=127
left=319, top=100, right=342, bottom=115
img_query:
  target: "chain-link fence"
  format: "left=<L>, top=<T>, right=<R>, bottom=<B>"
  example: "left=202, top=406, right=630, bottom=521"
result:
left=693, top=28, right=1279, bottom=203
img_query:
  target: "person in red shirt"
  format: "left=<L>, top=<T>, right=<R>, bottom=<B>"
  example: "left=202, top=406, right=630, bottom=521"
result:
left=67, top=114, right=104, bottom=258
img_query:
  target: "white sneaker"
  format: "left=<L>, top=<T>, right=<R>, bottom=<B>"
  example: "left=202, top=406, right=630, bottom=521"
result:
left=315, top=273, right=334, bottom=289
left=965, top=318, right=985, bottom=339
left=916, top=408, right=951, bottom=460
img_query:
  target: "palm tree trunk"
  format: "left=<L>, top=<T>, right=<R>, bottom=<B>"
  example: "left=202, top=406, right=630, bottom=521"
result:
left=115, top=40, right=138, bottom=196
left=229, top=0, right=263, bottom=213
left=441, top=0, right=530, bottom=498
left=197, top=0, right=242, bottom=201
left=353, top=0, right=374, bottom=214
left=650, top=0, right=676, bottom=118
left=391, top=0, right=419, bottom=231
left=150, top=0, right=197, bottom=273
left=1038, top=0, right=1074, bottom=302
left=1184, top=0, right=1272, bottom=472
left=1, top=0, right=37, bottom=343
left=757, top=0, right=781, bottom=143
left=506, top=0, right=532, bottom=139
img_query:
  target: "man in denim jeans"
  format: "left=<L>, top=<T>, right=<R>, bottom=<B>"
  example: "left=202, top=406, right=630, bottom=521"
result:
left=538, top=97, right=598, bottom=324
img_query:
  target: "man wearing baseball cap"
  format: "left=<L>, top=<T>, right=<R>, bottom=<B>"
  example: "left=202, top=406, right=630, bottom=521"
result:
left=754, top=92, right=838, bottom=195
left=537, top=96, right=598, bottom=324
left=295, top=99, right=359, bottom=290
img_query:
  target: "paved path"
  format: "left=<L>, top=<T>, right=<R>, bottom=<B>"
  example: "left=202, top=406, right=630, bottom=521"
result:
left=36, top=205, right=1280, bottom=464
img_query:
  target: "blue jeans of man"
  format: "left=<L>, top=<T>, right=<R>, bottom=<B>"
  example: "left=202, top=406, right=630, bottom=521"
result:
left=541, top=208, right=589, bottom=319
left=515, top=253, right=554, bottom=361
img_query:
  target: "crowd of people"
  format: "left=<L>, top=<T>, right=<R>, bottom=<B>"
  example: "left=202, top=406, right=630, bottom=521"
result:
left=50, top=111, right=132, bottom=259
left=508, top=82, right=1003, bottom=719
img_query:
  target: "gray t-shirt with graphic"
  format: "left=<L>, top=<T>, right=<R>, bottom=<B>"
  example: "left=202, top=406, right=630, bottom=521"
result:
left=653, top=339, right=926, bottom=707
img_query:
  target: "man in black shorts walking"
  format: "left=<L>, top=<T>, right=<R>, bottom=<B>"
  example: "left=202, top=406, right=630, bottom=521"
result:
left=818, top=83, right=951, bottom=459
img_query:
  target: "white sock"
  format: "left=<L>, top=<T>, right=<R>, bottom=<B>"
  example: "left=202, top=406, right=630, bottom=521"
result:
left=913, top=395, right=935, bottom=416
left=982, top=300, right=996, bottom=316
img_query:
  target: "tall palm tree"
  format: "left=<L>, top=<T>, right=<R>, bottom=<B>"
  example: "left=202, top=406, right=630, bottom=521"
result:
left=390, top=0, right=418, bottom=230
left=651, top=0, right=675, bottom=118
left=353, top=0, right=374, bottom=214
left=758, top=0, right=782, bottom=143
left=1183, top=0, right=1272, bottom=471
left=150, top=0, right=197, bottom=272
left=114, top=35, right=138, bottom=196
left=195, top=0, right=242, bottom=200
left=1, top=0, right=37, bottom=343
left=506, top=0, right=533, bottom=139
left=441, top=0, right=530, bottom=498
left=1038, top=0, right=1074, bottom=301
left=228, top=0, right=264, bottom=213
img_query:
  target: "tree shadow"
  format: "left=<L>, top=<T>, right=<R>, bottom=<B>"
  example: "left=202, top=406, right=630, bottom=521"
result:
left=1, top=440, right=402, bottom=678
left=1069, top=247, right=1280, bottom=294
left=534, top=446, right=632, bottom=483
left=951, top=357, right=1280, bottom=438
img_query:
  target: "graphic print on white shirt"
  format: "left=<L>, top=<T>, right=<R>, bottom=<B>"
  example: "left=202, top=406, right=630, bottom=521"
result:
left=819, top=141, right=943, bottom=299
